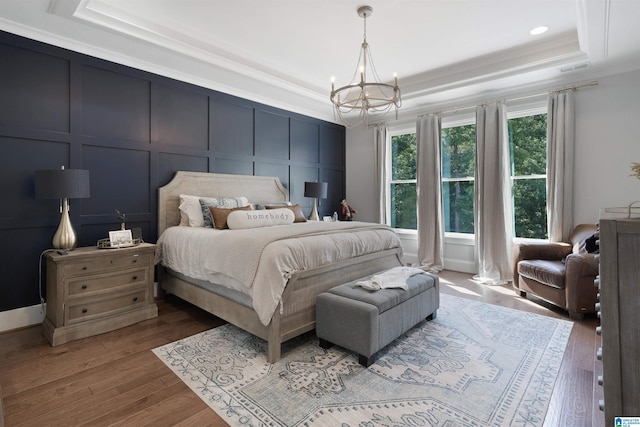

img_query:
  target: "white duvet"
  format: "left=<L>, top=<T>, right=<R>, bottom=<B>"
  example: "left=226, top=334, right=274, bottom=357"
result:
left=155, top=221, right=403, bottom=325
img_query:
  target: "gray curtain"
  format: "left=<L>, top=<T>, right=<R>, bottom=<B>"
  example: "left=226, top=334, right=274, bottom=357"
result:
left=374, top=125, right=388, bottom=224
left=416, top=114, right=444, bottom=272
left=547, top=91, right=575, bottom=242
left=474, top=102, right=514, bottom=284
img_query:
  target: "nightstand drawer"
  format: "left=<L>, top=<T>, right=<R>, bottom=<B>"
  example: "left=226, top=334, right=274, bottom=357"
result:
left=66, top=288, right=149, bottom=324
left=63, top=252, right=149, bottom=277
left=67, top=268, right=149, bottom=297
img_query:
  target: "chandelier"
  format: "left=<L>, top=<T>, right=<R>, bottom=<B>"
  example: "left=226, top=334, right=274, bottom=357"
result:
left=330, top=5, right=401, bottom=127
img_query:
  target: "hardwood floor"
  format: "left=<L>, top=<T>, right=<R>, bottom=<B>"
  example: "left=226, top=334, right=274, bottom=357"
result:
left=0, top=270, right=599, bottom=426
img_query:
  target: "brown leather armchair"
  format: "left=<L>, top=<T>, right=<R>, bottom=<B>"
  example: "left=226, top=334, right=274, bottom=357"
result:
left=512, top=224, right=599, bottom=319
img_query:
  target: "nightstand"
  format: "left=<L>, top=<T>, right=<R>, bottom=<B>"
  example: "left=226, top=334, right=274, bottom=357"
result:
left=42, top=243, right=158, bottom=346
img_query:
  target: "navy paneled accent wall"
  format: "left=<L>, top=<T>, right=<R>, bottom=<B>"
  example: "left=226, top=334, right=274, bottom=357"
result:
left=0, top=31, right=345, bottom=313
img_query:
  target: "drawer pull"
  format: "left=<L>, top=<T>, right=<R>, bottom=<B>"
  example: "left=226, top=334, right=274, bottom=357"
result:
left=132, top=259, right=138, bottom=263
left=82, top=308, right=88, bottom=314
left=132, top=275, right=138, bottom=280
left=82, top=266, right=87, bottom=271
left=132, top=297, right=138, bottom=302
left=81, top=284, right=88, bottom=290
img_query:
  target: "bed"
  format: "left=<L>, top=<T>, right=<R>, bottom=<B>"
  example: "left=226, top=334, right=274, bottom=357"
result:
left=156, top=171, right=405, bottom=362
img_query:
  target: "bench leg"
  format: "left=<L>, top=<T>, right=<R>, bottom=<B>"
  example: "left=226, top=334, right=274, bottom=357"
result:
left=320, top=339, right=374, bottom=367
left=318, top=338, right=334, bottom=349
left=359, top=354, right=375, bottom=368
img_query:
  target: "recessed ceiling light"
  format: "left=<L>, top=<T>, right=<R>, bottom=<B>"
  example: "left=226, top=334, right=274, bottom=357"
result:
left=530, top=26, right=548, bottom=35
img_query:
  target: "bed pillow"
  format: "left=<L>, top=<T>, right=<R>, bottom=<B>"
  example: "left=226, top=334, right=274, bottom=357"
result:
left=178, top=194, right=205, bottom=227
left=199, top=196, right=250, bottom=228
left=255, top=201, right=292, bottom=210
left=227, top=208, right=295, bottom=229
left=208, top=205, right=252, bottom=230
left=266, top=203, right=307, bottom=223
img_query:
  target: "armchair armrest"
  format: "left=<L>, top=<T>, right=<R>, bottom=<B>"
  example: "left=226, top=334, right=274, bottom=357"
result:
left=512, top=241, right=572, bottom=288
left=565, top=252, right=598, bottom=277
left=564, top=253, right=599, bottom=314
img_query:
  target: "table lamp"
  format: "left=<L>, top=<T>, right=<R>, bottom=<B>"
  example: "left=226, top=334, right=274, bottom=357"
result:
left=304, top=181, right=328, bottom=221
left=35, top=166, right=90, bottom=250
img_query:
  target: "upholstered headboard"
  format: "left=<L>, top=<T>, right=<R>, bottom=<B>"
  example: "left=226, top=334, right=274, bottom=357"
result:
left=158, top=171, right=289, bottom=235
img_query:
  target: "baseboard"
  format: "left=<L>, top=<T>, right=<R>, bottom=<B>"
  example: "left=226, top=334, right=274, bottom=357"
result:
left=401, top=251, right=476, bottom=274
left=0, top=282, right=160, bottom=334
left=0, top=304, right=45, bottom=333
left=443, top=258, right=476, bottom=274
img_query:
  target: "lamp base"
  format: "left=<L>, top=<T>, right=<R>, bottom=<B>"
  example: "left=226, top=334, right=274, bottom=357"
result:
left=309, top=199, right=320, bottom=221
left=52, top=198, right=77, bottom=250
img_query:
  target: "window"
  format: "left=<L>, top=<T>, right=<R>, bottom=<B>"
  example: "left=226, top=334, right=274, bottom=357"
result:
left=442, top=123, right=475, bottom=234
left=390, top=133, right=416, bottom=229
left=509, top=113, right=547, bottom=239
left=388, top=111, right=548, bottom=239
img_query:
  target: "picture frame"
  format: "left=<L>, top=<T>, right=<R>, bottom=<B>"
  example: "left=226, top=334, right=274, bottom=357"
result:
left=108, top=229, right=133, bottom=248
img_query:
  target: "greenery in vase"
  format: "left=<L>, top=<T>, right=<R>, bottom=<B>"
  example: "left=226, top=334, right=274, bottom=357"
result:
left=113, top=209, right=126, bottom=227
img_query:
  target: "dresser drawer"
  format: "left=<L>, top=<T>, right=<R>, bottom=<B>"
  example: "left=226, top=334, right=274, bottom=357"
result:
left=67, top=268, right=149, bottom=297
left=63, top=252, right=149, bottom=277
left=66, top=288, right=149, bottom=325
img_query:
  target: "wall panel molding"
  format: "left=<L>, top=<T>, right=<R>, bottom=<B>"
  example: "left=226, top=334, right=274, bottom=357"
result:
left=0, top=30, right=345, bottom=313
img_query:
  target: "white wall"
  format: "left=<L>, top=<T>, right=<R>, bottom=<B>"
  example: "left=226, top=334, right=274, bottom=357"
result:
left=573, top=70, right=640, bottom=223
left=346, top=68, right=640, bottom=272
left=345, top=126, right=377, bottom=223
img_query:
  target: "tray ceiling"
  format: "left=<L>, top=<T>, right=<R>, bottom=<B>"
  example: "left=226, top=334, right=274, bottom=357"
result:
left=2, top=0, right=640, bottom=123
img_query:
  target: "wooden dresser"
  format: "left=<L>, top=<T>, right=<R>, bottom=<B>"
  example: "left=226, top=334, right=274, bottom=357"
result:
left=597, top=218, right=640, bottom=422
left=43, top=243, right=158, bottom=346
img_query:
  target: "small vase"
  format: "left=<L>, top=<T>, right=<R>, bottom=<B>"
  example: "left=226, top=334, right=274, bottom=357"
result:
left=120, top=222, right=126, bottom=230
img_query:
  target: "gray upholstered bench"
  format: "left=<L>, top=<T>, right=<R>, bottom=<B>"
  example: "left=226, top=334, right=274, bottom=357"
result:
left=316, top=271, right=439, bottom=367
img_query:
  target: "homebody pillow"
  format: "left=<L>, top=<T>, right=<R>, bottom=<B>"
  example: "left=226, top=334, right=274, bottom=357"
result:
left=227, top=208, right=295, bottom=229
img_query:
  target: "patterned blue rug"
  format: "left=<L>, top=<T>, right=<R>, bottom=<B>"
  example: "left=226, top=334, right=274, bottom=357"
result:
left=153, top=294, right=573, bottom=426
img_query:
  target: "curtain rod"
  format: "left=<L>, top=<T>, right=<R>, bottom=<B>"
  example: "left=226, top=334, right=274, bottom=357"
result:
left=415, top=80, right=599, bottom=118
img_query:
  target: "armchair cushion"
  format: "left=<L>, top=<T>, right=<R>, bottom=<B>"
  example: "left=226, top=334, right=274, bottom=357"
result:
left=518, top=259, right=566, bottom=289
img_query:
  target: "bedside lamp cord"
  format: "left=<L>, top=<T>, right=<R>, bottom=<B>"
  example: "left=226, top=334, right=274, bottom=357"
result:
left=38, top=249, right=60, bottom=317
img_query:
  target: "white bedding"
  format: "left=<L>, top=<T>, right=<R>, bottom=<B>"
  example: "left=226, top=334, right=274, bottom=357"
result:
left=155, top=221, right=403, bottom=325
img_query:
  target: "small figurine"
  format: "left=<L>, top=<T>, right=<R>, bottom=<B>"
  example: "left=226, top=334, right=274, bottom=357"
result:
left=340, top=199, right=357, bottom=221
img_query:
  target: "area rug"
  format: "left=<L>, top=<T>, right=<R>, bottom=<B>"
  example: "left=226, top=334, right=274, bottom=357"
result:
left=152, top=294, right=573, bottom=426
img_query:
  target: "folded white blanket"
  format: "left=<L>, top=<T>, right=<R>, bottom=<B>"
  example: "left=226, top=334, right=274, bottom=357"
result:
left=356, top=266, right=426, bottom=290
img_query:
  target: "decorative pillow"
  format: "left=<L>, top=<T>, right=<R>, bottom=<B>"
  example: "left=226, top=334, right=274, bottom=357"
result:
left=199, top=196, right=250, bottom=228
left=227, top=208, right=295, bottom=229
left=208, top=205, right=252, bottom=230
left=266, top=203, right=307, bottom=223
left=178, top=194, right=205, bottom=227
left=255, top=201, right=292, bottom=210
